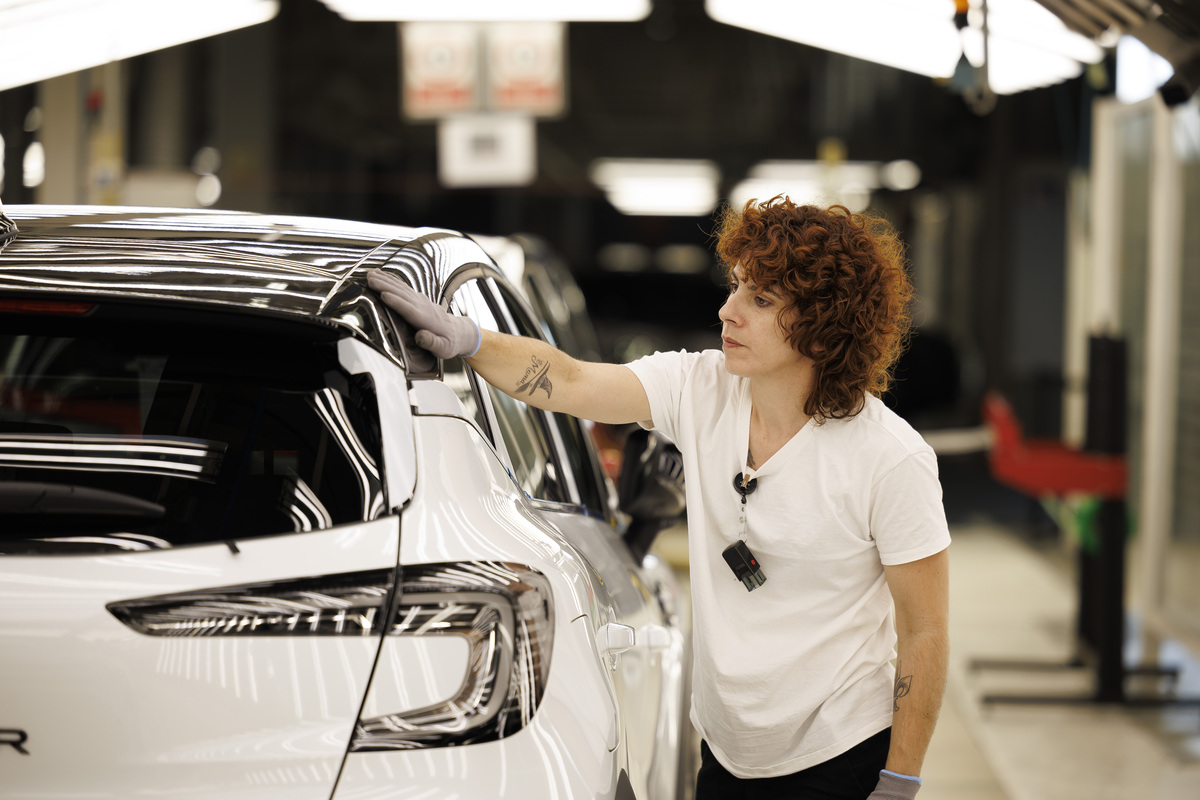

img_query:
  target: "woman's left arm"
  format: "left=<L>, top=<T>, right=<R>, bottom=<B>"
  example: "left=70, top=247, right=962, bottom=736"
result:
left=881, top=547, right=950, bottom=778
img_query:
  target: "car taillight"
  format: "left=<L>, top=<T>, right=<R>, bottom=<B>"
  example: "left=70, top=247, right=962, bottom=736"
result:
left=106, top=569, right=395, bottom=637
left=107, top=560, right=554, bottom=747
left=352, top=562, right=553, bottom=750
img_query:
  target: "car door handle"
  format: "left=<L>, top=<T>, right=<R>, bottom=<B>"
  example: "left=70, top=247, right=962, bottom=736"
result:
left=598, top=622, right=635, bottom=655
left=638, top=624, right=671, bottom=650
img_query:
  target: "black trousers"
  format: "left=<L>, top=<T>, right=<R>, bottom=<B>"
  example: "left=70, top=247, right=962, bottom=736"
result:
left=695, top=728, right=890, bottom=800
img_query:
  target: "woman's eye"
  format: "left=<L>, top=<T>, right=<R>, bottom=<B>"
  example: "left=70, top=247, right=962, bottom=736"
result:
left=754, top=295, right=771, bottom=308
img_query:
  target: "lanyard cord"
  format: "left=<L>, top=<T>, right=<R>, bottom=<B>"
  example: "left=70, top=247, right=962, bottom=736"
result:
left=733, top=471, right=758, bottom=541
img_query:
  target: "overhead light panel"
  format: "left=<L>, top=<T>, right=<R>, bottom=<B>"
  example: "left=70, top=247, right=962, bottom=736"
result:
left=958, top=0, right=1104, bottom=94
left=1115, top=35, right=1174, bottom=105
left=0, top=0, right=279, bottom=93
left=706, top=0, right=1105, bottom=94
left=961, top=0, right=1102, bottom=67
left=729, top=160, right=890, bottom=214
left=706, top=0, right=962, bottom=79
left=590, top=159, right=721, bottom=217
left=320, top=0, right=651, bottom=22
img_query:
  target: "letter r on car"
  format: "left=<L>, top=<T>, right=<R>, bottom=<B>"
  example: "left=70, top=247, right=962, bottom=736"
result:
left=0, top=729, right=29, bottom=755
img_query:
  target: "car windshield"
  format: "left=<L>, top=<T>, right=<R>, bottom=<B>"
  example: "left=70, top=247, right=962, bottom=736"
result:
left=0, top=311, right=384, bottom=554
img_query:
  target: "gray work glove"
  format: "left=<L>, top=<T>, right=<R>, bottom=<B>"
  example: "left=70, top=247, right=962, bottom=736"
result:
left=867, top=770, right=921, bottom=800
left=367, top=270, right=481, bottom=359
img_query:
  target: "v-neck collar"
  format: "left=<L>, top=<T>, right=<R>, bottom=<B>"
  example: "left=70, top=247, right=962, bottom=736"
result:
left=735, top=379, right=814, bottom=481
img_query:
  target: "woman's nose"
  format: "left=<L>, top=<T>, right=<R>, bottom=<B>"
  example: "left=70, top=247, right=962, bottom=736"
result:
left=719, top=292, right=740, bottom=324
left=718, top=295, right=734, bottom=324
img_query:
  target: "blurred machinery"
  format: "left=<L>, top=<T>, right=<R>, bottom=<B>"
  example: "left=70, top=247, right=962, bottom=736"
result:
left=1035, top=0, right=1200, bottom=104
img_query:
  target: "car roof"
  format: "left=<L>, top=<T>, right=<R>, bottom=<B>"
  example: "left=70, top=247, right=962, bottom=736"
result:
left=0, top=205, right=492, bottom=362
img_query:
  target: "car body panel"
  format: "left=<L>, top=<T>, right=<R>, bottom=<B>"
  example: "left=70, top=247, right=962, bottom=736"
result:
left=342, top=415, right=624, bottom=796
left=336, top=628, right=622, bottom=798
left=400, top=415, right=593, bottom=622
left=0, top=517, right=398, bottom=799
left=401, top=408, right=682, bottom=799
left=337, top=337, right=416, bottom=510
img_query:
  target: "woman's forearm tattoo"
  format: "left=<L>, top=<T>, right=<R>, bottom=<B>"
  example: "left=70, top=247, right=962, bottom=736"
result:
left=893, top=659, right=913, bottom=712
left=516, top=355, right=553, bottom=399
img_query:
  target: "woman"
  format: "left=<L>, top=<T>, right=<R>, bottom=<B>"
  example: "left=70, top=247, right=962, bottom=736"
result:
left=369, top=196, right=950, bottom=800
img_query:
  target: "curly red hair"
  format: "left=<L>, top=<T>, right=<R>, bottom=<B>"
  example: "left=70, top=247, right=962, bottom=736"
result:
left=715, top=196, right=914, bottom=421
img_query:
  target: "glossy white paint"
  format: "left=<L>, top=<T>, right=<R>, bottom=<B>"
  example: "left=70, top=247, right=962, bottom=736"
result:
left=408, top=377, right=475, bottom=417
left=647, top=625, right=689, bottom=800
left=331, top=413, right=634, bottom=797
left=393, top=414, right=689, bottom=800
left=336, top=614, right=624, bottom=799
left=0, top=517, right=399, bottom=799
left=599, top=622, right=636, bottom=655
left=338, top=337, right=417, bottom=510
left=398, top=417, right=586, bottom=603
left=536, top=504, right=683, bottom=800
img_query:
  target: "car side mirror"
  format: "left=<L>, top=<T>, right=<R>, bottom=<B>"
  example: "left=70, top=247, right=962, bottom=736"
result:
left=618, top=428, right=685, bottom=563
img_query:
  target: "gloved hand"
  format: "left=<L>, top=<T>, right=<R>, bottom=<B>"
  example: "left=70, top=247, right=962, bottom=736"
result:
left=367, top=270, right=481, bottom=359
left=866, top=770, right=921, bottom=800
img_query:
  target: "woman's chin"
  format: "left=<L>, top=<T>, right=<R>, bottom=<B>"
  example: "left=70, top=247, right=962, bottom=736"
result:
left=721, top=352, right=752, bottom=377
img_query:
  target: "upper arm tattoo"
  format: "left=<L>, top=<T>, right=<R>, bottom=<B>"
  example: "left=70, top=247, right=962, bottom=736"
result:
left=516, top=356, right=553, bottom=399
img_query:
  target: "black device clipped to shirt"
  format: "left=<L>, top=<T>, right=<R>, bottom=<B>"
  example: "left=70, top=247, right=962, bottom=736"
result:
left=723, top=540, right=766, bottom=591
left=726, top=472, right=766, bottom=591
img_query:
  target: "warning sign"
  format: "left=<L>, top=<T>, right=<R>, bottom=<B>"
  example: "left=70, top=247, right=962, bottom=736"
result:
left=486, top=22, right=565, bottom=118
left=438, top=113, right=537, bottom=188
left=401, top=22, right=481, bottom=120
left=400, top=21, right=565, bottom=120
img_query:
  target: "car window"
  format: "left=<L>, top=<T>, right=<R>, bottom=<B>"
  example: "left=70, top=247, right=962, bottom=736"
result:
left=449, top=277, right=607, bottom=516
left=0, top=317, right=385, bottom=553
left=521, top=262, right=601, bottom=364
left=488, top=280, right=609, bottom=517
left=451, top=279, right=568, bottom=504
left=547, top=404, right=608, bottom=516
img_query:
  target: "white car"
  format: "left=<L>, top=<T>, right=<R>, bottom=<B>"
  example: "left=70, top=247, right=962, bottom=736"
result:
left=0, top=205, right=689, bottom=800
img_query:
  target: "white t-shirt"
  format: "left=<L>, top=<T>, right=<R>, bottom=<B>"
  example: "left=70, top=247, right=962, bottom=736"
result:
left=627, top=349, right=951, bottom=779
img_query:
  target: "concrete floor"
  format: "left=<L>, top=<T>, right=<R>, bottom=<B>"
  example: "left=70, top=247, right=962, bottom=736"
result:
left=937, top=523, right=1200, bottom=800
